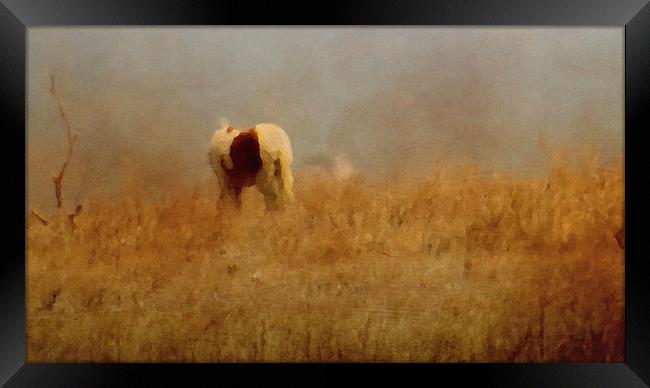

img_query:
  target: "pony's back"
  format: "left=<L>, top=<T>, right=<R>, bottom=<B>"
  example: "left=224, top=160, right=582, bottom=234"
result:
left=254, top=123, right=293, bottom=165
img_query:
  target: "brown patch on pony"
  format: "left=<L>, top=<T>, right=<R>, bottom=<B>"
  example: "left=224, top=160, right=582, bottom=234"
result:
left=221, top=128, right=262, bottom=189
left=226, top=127, right=235, bottom=133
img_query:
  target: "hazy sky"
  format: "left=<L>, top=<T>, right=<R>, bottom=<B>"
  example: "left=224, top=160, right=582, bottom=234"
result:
left=27, top=28, right=623, bottom=210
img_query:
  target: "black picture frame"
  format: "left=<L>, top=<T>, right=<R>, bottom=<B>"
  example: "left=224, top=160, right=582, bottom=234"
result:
left=2, top=0, right=648, bottom=386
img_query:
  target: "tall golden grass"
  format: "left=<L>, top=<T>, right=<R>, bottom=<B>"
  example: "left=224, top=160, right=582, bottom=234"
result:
left=26, top=148, right=624, bottom=362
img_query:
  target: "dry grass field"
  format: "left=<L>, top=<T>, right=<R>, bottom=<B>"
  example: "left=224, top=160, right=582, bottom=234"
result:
left=26, top=148, right=624, bottom=362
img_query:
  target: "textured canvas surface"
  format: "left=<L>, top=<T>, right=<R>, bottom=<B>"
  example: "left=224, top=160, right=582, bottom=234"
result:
left=26, top=28, right=624, bottom=362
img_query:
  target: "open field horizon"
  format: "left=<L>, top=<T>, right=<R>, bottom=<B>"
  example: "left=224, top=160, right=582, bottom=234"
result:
left=27, top=28, right=623, bottom=214
left=26, top=147, right=624, bottom=362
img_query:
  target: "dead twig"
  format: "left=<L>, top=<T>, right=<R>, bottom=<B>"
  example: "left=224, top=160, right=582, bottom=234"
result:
left=30, top=209, right=50, bottom=226
left=68, top=204, right=83, bottom=230
left=47, top=73, right=84, bottom=229
left=373, top=249, right=414, bottom=259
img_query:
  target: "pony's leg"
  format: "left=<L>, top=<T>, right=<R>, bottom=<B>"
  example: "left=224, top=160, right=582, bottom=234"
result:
left=211, top=152, right=242, bottom=210
left=210, top=151, right=227, bottom=201
left=256, top=170, right=281, bottom=211
left=214, top=175, right=234, bottom=212
left=217, top=175, right=228, bottom=201
left=258, top=181, right=280, bottom=210
left=218, top=177, right=241, bottom=207
left=227, top=186, right=242, bottom=208
left=264, top=192, right=279, bottom=211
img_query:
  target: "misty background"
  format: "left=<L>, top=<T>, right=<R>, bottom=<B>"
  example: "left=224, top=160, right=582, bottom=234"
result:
left=27, top=28, right=623, bottom=211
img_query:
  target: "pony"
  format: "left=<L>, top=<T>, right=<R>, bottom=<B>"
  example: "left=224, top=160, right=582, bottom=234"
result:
left=208, top=121, right=295, bottom=210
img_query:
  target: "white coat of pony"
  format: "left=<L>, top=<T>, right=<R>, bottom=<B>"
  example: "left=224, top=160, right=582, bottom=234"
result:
left=208, top=119, right=295, bottom=209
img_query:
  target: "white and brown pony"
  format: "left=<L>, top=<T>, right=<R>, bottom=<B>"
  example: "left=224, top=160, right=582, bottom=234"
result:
left=208, top=121, right=295, bottom=210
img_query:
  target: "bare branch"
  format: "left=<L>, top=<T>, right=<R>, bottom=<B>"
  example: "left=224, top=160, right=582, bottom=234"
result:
left=47, top=73, right=84, bottom=231
left=49, top=73, right=78, bottom=209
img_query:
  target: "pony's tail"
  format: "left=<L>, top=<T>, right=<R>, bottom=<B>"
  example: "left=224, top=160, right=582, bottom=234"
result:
left=278, top=154, right=295, bottom=203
